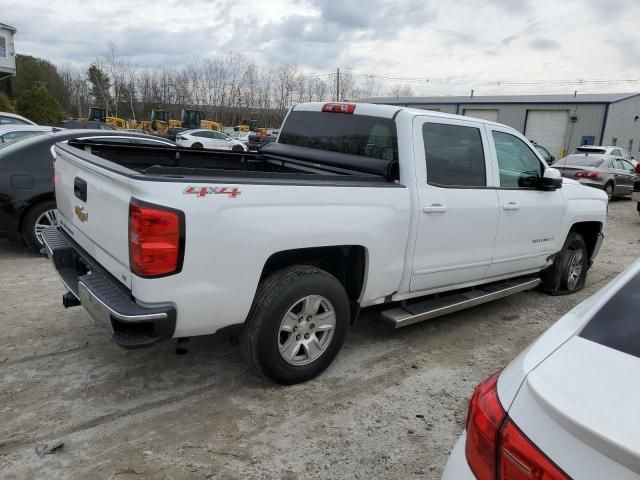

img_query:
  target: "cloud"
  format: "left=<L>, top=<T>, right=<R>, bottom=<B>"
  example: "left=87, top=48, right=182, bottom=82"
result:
left=528, top=38, right=560, bottom=50
left=2, top=0, right=640, bottom=96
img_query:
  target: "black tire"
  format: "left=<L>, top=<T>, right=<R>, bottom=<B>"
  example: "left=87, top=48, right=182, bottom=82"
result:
left=541, top=232, right=589, bottom=295
left=604, top=182, right=614, bottom=199
left=191, top=142, right=203, bottom=149
left=231, top=145, right=244, bottom=152
left=240, top=265, right=350, bottom=385
left=22, top=200, right=57, bottom=253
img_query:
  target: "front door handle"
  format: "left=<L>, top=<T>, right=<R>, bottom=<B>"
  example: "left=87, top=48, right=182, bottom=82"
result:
left=503, top=202, right=520, bottom=211
left=423, top=204, right=447, bottom=214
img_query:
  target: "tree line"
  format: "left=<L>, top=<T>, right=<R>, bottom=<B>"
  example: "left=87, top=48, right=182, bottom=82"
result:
left=1, top=45, right=414, bottom=127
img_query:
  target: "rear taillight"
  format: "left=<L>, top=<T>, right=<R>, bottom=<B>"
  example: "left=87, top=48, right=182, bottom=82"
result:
left=465, top=371, right=506, bottom=479
left=322, top=103, right=356, bottom=113
left=575, top=169, right=599, bottom=179
left=498, top=419, right=568, bottom=479
left=465, top=371, right=569, bottom=480
left=129, top=199, right=184, bottom=278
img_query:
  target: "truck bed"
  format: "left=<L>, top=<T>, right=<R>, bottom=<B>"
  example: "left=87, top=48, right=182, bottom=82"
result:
left=63, top=139, right=399, bottom=185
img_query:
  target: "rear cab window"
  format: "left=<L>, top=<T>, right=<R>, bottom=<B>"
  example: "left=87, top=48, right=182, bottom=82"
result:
left=278, top=110, right=399, bottom=163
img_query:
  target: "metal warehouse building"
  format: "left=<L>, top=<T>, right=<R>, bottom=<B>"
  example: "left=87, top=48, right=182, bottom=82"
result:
left=362, top=93, right=640, bottom=159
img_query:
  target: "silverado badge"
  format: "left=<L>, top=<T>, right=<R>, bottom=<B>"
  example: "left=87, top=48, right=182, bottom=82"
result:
left=74, top=205, right=88, bottom=223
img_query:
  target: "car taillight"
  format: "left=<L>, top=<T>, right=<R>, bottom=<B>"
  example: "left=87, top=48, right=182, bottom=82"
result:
left=498, top=419, right=568, bottom=479
left=129, top=199, right=184, bottom=278
left=465, top=371, right=569, bottom=480
left=575, top=169, right=599, bottom=178
left=322, top=103, right=356, bottom=113
left=465, top=371, right=506, bottom=479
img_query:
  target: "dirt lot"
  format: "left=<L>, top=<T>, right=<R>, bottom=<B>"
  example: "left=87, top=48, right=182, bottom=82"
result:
left=1, top=198, right=638, bottom=480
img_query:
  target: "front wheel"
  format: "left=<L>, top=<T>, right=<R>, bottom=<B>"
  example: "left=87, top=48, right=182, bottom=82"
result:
left=191, top=142, right=203, bottom=149
left=240, top=266, right=350, bottom=385
left=541, top=232, right=589, bottom=295
left=231, top=145, right=244, bottom=152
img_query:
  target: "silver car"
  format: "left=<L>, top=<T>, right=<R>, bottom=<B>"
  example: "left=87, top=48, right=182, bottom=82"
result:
left=555, top=151, right=636, bottom=199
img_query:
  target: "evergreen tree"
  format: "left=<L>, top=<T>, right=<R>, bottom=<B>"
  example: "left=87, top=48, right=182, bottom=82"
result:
left=15, top=82, right=65, bottom=125
left=87, top=64, right=111, bottom=110
left=0, top=92, right=14, bottom=113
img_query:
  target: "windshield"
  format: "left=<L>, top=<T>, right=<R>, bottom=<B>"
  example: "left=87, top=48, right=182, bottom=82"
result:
left=279, top=110, right=398, bottom=161
left=557, top=156, right=604, bottom=167
left=534, top=144, right=551, bottom=160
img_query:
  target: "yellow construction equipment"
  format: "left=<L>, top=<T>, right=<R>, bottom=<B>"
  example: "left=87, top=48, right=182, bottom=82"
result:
left=84, top=107, right=127, bottom=129
left=180, top=109, right=223, bottom=132
left=234, top=119, right=259, bottom=132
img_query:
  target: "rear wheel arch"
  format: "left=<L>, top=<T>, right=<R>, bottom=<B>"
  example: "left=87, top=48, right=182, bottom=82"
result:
left=259, top=245, right=368, bottom=318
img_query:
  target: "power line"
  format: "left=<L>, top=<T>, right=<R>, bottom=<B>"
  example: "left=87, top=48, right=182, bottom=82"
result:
left=346, top=72, right=640, bottom=87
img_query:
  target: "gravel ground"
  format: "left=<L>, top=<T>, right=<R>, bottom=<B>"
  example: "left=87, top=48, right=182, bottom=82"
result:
left=1, top=198, right=638, bottom=480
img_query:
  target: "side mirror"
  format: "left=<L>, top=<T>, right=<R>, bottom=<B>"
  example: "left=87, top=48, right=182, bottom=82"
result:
left=550, top=155, right=555, bottom=163
left=540, top=167, right=562, bottom=190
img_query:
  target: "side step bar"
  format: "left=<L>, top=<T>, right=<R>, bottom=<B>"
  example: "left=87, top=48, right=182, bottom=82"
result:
left=380, top=277, right=541, bottom=329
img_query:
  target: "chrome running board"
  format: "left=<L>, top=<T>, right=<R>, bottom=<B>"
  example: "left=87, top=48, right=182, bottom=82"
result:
left=381, top=278, right=541, bottom=329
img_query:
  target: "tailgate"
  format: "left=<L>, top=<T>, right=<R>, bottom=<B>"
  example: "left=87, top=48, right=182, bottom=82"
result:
left=54, top=143, right=133, bottom=288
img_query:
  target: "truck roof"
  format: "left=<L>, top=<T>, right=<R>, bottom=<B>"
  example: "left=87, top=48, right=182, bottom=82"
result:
left=295, top=101, right=509, bottom=128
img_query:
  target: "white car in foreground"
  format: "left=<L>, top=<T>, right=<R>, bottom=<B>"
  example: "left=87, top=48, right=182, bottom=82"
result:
left=176, top=129, right=248, bottom=152
left=444, top=259, right=640, bottom=479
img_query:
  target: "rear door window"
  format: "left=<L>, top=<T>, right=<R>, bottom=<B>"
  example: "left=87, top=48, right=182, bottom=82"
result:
left=278, top=110, right=398, bottom=161
left=422, top=123, right=486, bottom=187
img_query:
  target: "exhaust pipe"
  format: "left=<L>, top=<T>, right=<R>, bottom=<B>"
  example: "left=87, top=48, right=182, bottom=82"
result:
left=62, top=292, right=81, bottom=308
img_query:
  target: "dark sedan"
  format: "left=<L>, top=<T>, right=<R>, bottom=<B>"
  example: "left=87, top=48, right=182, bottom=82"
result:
left=0, top=130, right=176, bottom=252
left=554, top=152, right=637, bottom=199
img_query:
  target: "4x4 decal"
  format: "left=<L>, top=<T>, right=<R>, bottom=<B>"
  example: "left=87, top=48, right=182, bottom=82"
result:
left=183, top=186, right=241, bottom=198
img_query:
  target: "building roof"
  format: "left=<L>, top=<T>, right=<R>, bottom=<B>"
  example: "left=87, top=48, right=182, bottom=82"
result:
left=0, top=23, right=16, bottom=32
left=358, top=93, right=640, bottom=105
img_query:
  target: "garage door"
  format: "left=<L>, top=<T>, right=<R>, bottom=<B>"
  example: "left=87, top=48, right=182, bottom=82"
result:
left=524, top=110, right=569, bottom=159
left=463, top=109, right=499, bottom=122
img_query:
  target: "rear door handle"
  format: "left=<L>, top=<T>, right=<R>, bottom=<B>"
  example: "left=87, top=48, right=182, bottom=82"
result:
left=503, top=202, right=520, bottom=211
left=423, top=204, right=447, bottom=214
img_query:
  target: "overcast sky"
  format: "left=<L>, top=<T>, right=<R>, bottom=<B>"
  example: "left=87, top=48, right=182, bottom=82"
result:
left=2, top=0, right=640, bottom=95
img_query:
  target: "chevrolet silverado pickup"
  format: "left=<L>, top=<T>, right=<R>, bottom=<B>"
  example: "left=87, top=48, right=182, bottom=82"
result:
left=43, top=102, right=607, bottom=384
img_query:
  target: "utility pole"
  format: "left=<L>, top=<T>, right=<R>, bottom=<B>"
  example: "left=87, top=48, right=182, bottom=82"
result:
left=336, top=68, right=340, bottom=102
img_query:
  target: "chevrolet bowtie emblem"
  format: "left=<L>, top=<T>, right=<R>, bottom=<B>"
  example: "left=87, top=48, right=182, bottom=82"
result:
left=74, top=205, right=88, bottom=223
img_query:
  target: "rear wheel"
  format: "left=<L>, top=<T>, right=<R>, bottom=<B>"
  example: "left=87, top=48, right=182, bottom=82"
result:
left=240, top=265, right=349, bottom=385
left=604, top=182, right=614, bottom=199
left=541, top=232, right=589, bottom=295
left=231, top=145, right=244, bottom=152
left=191, top=142, right=203, bottom=149
left=22, top=200, right=58, bottom=253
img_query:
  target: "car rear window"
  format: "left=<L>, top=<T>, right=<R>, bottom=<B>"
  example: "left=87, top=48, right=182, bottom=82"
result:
left=558, top=156, right=604, bottom=167
left=575, top=147, right=606, bottom=154
left=278, top=110, right=398, bottom=162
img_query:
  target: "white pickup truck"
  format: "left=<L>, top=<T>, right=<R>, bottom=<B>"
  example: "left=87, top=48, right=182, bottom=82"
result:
left=43, top=102, right=607, bottom=384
